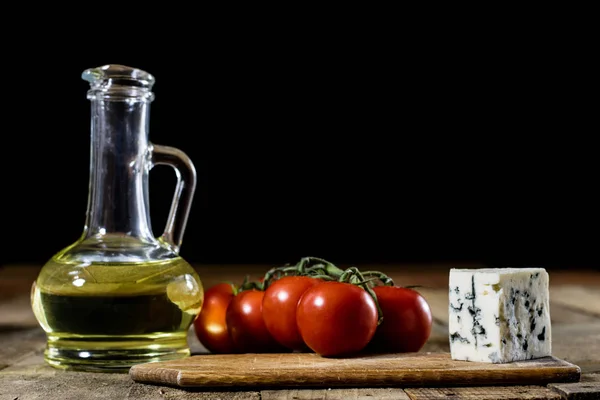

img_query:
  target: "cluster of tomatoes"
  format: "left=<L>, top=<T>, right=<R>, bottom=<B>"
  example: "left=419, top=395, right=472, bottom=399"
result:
left=193, top=257, right=433, bottom=357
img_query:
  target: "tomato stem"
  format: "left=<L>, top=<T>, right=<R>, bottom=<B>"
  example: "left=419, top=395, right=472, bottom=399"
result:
left=351, top=277, right=381, bottom=286
left=258, top=256, right=395, bottom=324
left=252, top=257, right=398, bottom=326
left=308, top=274, right=337, bottom=281
left=340, top=267, right=385, bottom=326
left=260, top=256, right=347, bottom=290
left=237, top=275, right=263, bottom=293
left=297, top=257, right=345, bottom=277
left=261, top=264, right=296, bottom=289
left=361, top=271, right=395, bottom=286
left=228, top=282, right=240, bottom=296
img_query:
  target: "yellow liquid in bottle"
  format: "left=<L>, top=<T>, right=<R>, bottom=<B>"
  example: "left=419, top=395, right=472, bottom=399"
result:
left=31, top=255, right=203, bottom=372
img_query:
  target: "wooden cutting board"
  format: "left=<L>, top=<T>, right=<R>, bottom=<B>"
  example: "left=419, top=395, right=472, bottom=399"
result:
left=129, top=352, right=580, bottom=389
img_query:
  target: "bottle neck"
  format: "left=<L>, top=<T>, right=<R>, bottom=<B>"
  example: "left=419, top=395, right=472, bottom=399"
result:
left=83, top=99, right=155, bottom=242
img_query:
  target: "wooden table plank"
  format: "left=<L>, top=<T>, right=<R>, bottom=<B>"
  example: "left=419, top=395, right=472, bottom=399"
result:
left=2, top=264, right=599, bottom=400
left=0, top=293, right=38, bottom=329
left=0, top=328, right=46, bottom=371
left=261, top=388, right=410, bottom=400
left=404, top=386, right=561, bottom=399
left=420, top=323, right=451, bottom=353
left=550, top=286, right=600, bottom=318
left=551, top=323, right=600, bottom=373
left=548, top=380, right=600, bottom=400
left=0, top=353, right=261, bottom=400
left=581, top=373, right=600, bottom=382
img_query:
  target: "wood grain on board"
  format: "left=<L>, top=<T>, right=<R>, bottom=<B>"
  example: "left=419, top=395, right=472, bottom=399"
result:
left=129, top=352, right=580, bottom=389
left=404, top=386, right=563, bottom=400
left=549, top=380, right=600, bottom=400
left=261, top=388, right=410, bottom=400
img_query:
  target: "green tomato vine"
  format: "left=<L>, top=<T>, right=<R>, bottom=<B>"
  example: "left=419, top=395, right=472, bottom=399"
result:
left=238, top=256, right=396, bottom=326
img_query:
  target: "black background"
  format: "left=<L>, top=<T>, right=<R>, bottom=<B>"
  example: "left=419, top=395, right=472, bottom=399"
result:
left=0, top=20, right=596, bottom=269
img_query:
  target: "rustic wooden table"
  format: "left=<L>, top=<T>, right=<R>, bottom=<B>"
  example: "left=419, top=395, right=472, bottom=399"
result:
left=1, top=263, right=599, bottom=399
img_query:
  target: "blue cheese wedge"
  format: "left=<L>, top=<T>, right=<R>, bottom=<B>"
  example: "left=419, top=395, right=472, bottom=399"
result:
left=448, top=267, right=551, bottom=363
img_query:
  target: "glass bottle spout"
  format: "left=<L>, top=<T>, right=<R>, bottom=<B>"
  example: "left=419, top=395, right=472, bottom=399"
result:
left=78, top=63, right=197, bottom=256
left=82, top=64, right=155, bottom=101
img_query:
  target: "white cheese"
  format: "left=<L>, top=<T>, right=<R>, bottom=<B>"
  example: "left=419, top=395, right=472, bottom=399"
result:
left=448, top=267, right=551, bottom=363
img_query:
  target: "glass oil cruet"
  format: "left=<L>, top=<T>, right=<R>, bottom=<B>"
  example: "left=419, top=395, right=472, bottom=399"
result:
left=30, top=65, right=204, bottom=372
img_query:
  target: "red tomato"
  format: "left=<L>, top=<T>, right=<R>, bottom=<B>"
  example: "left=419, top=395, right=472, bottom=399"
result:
left=193, top=283, right=237, bottom=354
left=225, top=289, right=288, bottom=353
left=262, top=276, right=321, bottom=350
left=368, top=286, right=432, bottom=353
left=296, top=281, right=378, bottom=357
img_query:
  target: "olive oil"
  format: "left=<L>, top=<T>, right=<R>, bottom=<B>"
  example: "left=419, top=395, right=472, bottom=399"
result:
left=32, top=65, right=202, bottom=372
left=31, top=256, right=203, bottom=371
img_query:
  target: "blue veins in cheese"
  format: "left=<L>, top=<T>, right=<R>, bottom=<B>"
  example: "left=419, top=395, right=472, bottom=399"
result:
left=448, top=268, right=552, bottom=363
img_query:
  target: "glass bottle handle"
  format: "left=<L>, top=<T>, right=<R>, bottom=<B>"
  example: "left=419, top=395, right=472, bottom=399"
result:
left=150, top=144, right=197, bottom=254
